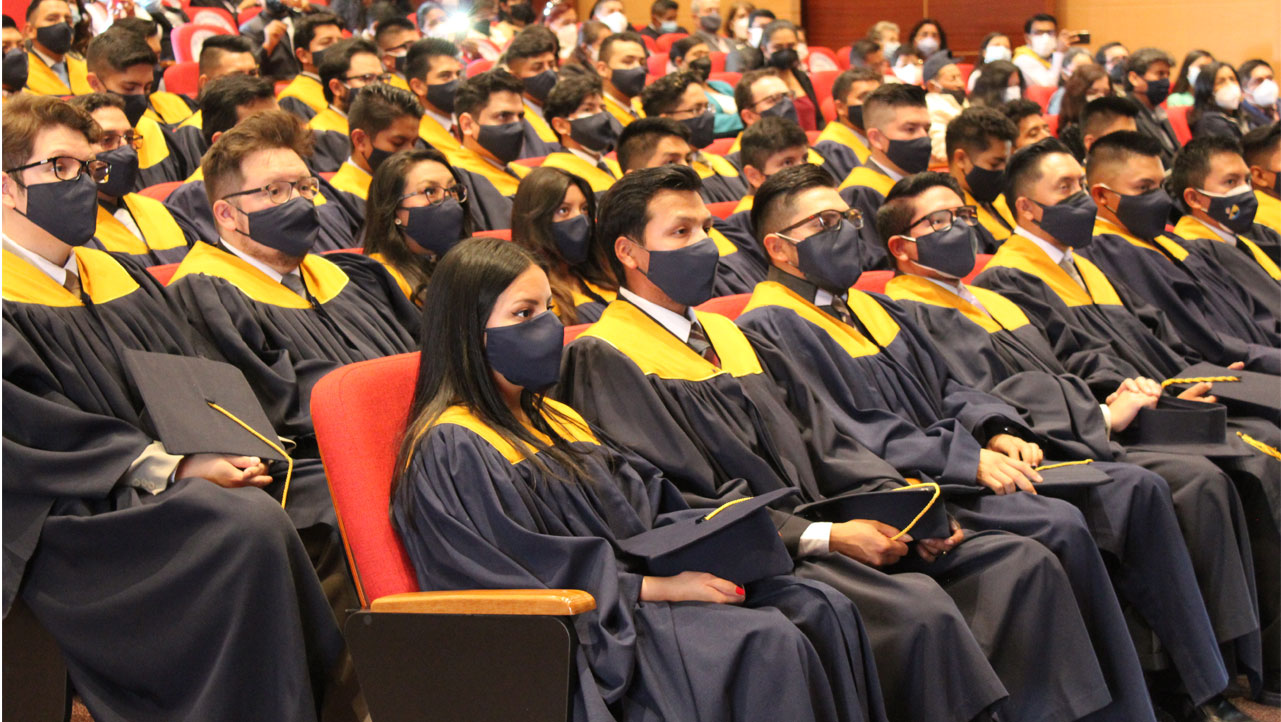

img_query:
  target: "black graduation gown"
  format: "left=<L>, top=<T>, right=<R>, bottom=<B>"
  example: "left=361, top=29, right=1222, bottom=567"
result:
left=709, top=220, right=769, bottom=296
left=836, top=162, right=898, bottom=271
left=2, top=246, right=344, bottom=722
left=1172, top=215, right=1281, bottom=321
left=453, top=166, right=515, bottom=232
left=884, top=273, right=1264, bottom=696
left=1081, top=221, right=1281, bottom=375
left=392, top=401, right=888, bottom=722
left=309, top=128, right=350, bottom=174
left=557, top=298, right=1116, bottom=722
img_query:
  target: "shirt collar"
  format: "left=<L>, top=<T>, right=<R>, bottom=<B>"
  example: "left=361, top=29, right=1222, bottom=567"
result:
left=300, top=71, right=320, bottom=81
left=619, top=286, right=695, bottom=342
left=921, top=273, right=985, bottom=310
left=1014, top=224, right=1071, bottom=264
left=867, top=158, right=903, bottom=182
left=604, top=89, right=634, bottom=111
left=1199, top=216, right=1239, bottom=245
left=342, top=157, right=372, bottom=178
left=767, top=265, right=837, bottom=307
left=566, top=145, right=602, bottom=164
left=31, top=46, right=61, bottom=69
left=423, top=107, right=453, bottom=131
left=220, top=238, right=301, bottom=285
left=522, top=97, right=544, bottom=119
left=3, top=234, right=76, bottom=285
left=327, top=104, right=348, bottom=118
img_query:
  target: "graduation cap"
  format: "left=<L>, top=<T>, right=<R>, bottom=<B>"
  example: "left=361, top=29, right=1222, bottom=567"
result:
left=792, top=483, right=951, bottom=540
left=1032, top=461, right=1113, bottom=489
left=121, top=349, right=294, bottom=505
left=1163, top=362, right=1281, bottom=426
left=616, top=488, right=798, bottom=586
left=1115, top=394, right=1253, bottom=459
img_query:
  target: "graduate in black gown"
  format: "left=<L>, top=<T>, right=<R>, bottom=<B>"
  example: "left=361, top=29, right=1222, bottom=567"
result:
left=558, top=165, right=1119, bottom=722
left=973, top=138, right=1281, bottom=705
left=877, top=171, right=1265, bottom=720
left=392, top=237, right=888, bottom=722
left=2, top=94, right=348, bottom=722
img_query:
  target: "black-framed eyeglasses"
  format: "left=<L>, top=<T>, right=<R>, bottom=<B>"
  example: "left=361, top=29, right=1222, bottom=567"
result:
left=671, top=103, right=710, bottom=117
left=223, top=177, right=321, bottom=205
left=752, top=90, right=795, bottom=109
left=100, top=130, right=143, bottom=151
left=777, top=208, right=863, bottom=237
left=399, top=184, right=467, bottom=205
left=344, top=72, right=394, bottom=85
left=907, top=206, right=979, bottom=234
left=5, top=156, right=109, bottom=183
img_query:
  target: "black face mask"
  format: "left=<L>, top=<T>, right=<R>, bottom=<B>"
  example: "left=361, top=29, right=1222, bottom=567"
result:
left=767, top=48, right=798, bottom=70
left=365, top=145, right=394, bottom=173
left=636, top=236, right=720, bottom=306
left=1199, top=185, right=1258, bottom=235
left=310, top=46, right=329, bottom=69
left=523, top=69, right=557, bottom=104
left=611, top=66, right=647, bottom=98
left=426, top=78, right=459, bottom=113
left=1034, top=190, right=1098, bottom=248
left=238, top=196, right=321, bottom=257
left=401, top=199, right=466, bottom=257
left=3, top=48, right=28, bottom=91
left=698, top=13, right=721, bottom=33
left=965, top=162, right=1005, bottom=203
left=883, top=135, right=932, bottom=174
left=569, top=112, right=621, bottom=153
left=485, top=310, right=564, bottom=393
left=911, top=222, right=978, bottom=279
left=1105, top=187, right=1172, bottom=241
left=789, top=220, right=863, bottom=292
left=681, top=111, right=715, bottom=149
left=477, top=121, right=525, bottom=165
left=16, top=174, right=100, bottom=246
left=944, top=88, right=967, bottom=105
left=551, top=213, right=592, bottom=264
left=761, top=96, right=798, bottom=124
left=687, top=56, right=712, bottom=82
left=117, top=92, right=150, bottom=127
left=1144, top=77, right=1171, bottom=106
left=392, top=54, right=407, bottom=74
left=1107, top=61, right=1127, bottom=85
left=97, top=145, right=139, bottom=198
left=35, top=22, right=73, bottom=56
left=846, top=104, right=864, bottom=131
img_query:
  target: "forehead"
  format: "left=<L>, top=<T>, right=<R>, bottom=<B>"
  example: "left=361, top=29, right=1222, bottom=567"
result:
left=652, top=135, right=691, bottom=158
left=1039, top=151, right=1084, bottom=181
left=1020, top=114, right=1048, bottom=132
left=787, top=185, right=846, bottom=217
left=482, top=90, right=524, bottom=112
left=382, top=115, right=422, bottom=136
left=1028, top=20, right=1055, bottom=31
left=573, top=92, right=604, bottom=111
left=1207, top=150, right=1248, bottom=175
left=1104, top=45, right=1127, bottom=59
left=913, top=185, right=965, bottom=216
left=679, top=83, right=704, bottom=103
left=32, top=0, right=70, bottom=17
left=646, top=188, right=707, bottom=221
left=404, top=159, right=454, bottom=187
left=29, top=124, right=93, bottom=159
left=766, top=28, right=797, bottom=45
left=1098, top=116, right=1137, bottom=134
left=1249, top=65, right=1274, bottom=78
left=239, top=147, right=309, bottom=184
left=1214, top=65, right=1236, bottom=81
left=609, top=40, right=645, bottom=58
left=890, top=104, right=930, bottom=124
left=348, top=52, right=384, bottom=73
left=216, top=51, right=258, bottom=70
left=91, top=106, right=132, bottom=132
left=380, top=27, right=419, bottom=47
left=751, top=74, right=788, bottom=98
left=314, top=24, right=344, bottom=38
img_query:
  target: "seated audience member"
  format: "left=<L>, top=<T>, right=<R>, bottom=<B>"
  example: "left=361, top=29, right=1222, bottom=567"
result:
left=69, top=93, right=193, bottom=263
left=559, top=19, right=611, bottom=79
left=1245, top=122, right=1281, bottom=233
left=864, top=19, right=899, bottom=61
left=85, top=28, right=187, bottom=188
left=1002, top=98, right=1052, bottom=149
left=543, top=0, right=580, bottom=60
left=240, top=0, right=313, bottom=81
left=1239, top=60, right=1278, bottom=130
left=727, top=68, right=827, bottom=170
left=1, top=93, right=349, bottom=722
left=723, top=7, right=774, bottom=72
left=373, top=15, right=419, bottom=85
left=837, top=83, right=933, bottom=268
left=511, top=166, right=618, bottom=322
left=616, top=116, right=695, bottom=175
left=2, top=15, right=24, bottom=90
left=168, top=35, right=262, bottom=173
left=1169, top=49, right=1214, bottom=108
left=499, top=27, right=563, bottom=158
left=969, top=60, right=1025, bottom=109
left=358, top=147, right=474, bottom=304
left=847, top=38, right=888, bottom=76
left=641, top=0, right=687, bottom=39
left=21, top=0, right=91, bottom=95
left=688, top=0, right=732, bottom=53
left=1123, top=48, right=1181, bottom=166
left=668, top=35, right=742, bottom=136
left=879, top=172, right=1270, bottom=722
left=309, top=38, right=388, bottom=173
left=594, top=31, right=648, bottom=126
left=588, top=0, right=629, bottom=33
left=393, top=236, right=889, bottom=722
left=1053, top=64, right=1113, bottom=157
left=404, top=37, right=465, bottom=152
left=524, top=74, right=623, bottom=192
left=278, top=11, right=345, bottom=121
left=922, top=51, right=966, bottom=165
left=641, top=71, right=748, bottom=202
left=1094, top=41, right=1129, bottom=84
left=905, top=17, right=946, bottom=59
left=1012, top=13, right=1073, bottom=88
left=111, top=17, right=195, bottom=125
left=755, top=20, right=823, bottom=130
left=1191, top=61, right=1248, bottom=141
left=888, top=44, right=923, bottom=85
left=944, top=107, right=1018, bottom=250
left=977, top=32, right=1012, bottom=66
left=441, top=69, right=527, bottom=207
left=812, top=68, right=882, bottom=180
left=1084, top=131, right=1281, bottom=373
left=329, top=83, right=423, bottom=213
left=1076, top=96, right=1140, bottom=156
left=1044, top=48, right=1093, bottom=115
left=558, top=163, right=1149, bottom=722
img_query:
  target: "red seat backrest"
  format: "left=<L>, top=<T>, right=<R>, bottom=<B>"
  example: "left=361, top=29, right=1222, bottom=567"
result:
left=820, top=96, right=837, bottom=123
left=147, top=263, right=180, bottom=285
left=312, top=353, right=423, bottom=607
left=655, top=32, right=687, bottom=53
left=512, top=155, right=547, bottom=170
left=1166, top=104, right=1192, bottom=146
left=705, top=137, right=735, bottom=156
left=641, top=34, right=658, bottom=53
left=705, top=200, right=737, bottom=219
left=809, top=69, right=840, bottom=105
left=695, top=293, right=750, bottom=320
left=708, top=71, right=741, bottom=87
left=563, top=323, right=591, bottom=344
left=647, top=52, right=669, bottom=76
left=805, top=130, right=821, bottom=145
left=854, top=270, right=893, bottom=294
left=1045, top=113, right=1059, bottom=137
left=188, top=7, right=235, bottom=32
left=708, top=51, right=726, bottom=73
left=171, top=23, right=231, bottom=64
left=807, top=46, right=838, bottom=70
left=963, top=254, right=993, bottom=284
left=163, top=61, right=199, bottom=97
left=835, top=46, right=851, bottom=70
left=1025, top=85, right=1056, bottom=112
left=474, top=229, right=512, bottom=241
left=137, top=181, right=182, bottom=202
left=466, top=58, right=494, bottom=77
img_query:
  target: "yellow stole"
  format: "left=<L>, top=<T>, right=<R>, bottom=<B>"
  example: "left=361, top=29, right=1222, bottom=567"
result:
left=1174, top=214, right=1281, bottom=281
left=433, top=399, right=600, bottom=464
left=277, top=74, right=327, bottom=114
left=884, top=274, right=1031, bottom=334
left=1092, top=218, right=1189, bottom=262
left=838, top=165, right=895, bottom=196
left=136, top=116, right=172, bottom=170
left=170, top=241, right=350, bottom=308
left=177, top=109, right=203, bottom=132
left=1254, top=189, right=1281, bottom=235
left=3, top=246, right=141, bottom=307
left=584, top=299, right=763, bottom=381
left=603, top=93, right=640, bottom=127
left=569, top=279, right=616, bottom=308
left=733, top=195, right=753, bottom=214
left=984, top=234, right=1124, bottom=307
left=709, top=228, right=740, bottom=257
left=524, top=106, right=559, bottom=143
left=24, top=51, right=91, bottom=95
left=308, top=107, right=350, bottom=135
left=368, top=252, right=414, bottom=301
left=1013, top=46, right=1051, bottom=68
left=94, top=195, right=189, bottom=256
left=742, top=280, right=900, bottom=358
left=145, top=91, right=195, bottom=125
left=443, top=145, right=521, bottom=196
left=329, top=162, right=372, bottom=199
left=965, top=189, right=1013, bottom=242
left=418, top=114, right=463, bottom=151
left=726, top=132, right=826, bottom=166
left=691, top=152, right=743, bottom=181
left=813, top=121, right=871, bottom=164
left=991, top=195, right=1017, bottom=229
left=512, top=152, right=619, bottom=193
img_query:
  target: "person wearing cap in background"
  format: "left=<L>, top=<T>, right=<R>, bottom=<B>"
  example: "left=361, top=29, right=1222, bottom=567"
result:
left=21, top=0, right=91, bottom=95
left=594, top=30, right=648, bottom=126
left=514, top=74, right=623, bottom=193
left=499, top=26, right=565, bottom=158
left=640, top=70, right=748, bottom=202
left=923, top=50, right=966, bottom=167
left=277, top=11, right=344, bottom=122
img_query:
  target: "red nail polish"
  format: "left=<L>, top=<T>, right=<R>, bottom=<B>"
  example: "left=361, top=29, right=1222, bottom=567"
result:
left=735, top=586, right=745, bottom=595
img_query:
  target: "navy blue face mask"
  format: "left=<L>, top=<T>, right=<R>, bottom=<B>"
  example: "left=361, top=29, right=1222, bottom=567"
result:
left=760, top=96, right=798, bottom=124
left=911, top=222, right=978, bottom=279
left=569, top=112, right=621, bottom=154
left=524, top=69, right=557, bottom=103
left=1102, top=186, right=1172, bottom=241
left=883, top=135, right=932, bottom=174
left=477, top=121, right=526, bottom=165
left=116, top=92, right=150, bottom=127
left=401, top=199, right=466, bottom=257
left=1199, top=185, right=1258, bottom=235
left=635, top=236, right=720, bottom=306
left=97, top=145, right=139, bottom=198
left=786, top=220, right=864, bottom=292
left=681, top=111, right=715, bottom=149
left=965, top=162, right=1005, bottom=204
left=3, top=48, right=28, bottom=91
left=846, top=104, right=864, bottom=131
left=486, top=310, right=565, bottom=392
left=239, top=196, right=321, bottom=257
left=426, top=78, right=458, bottom=113
left=611, top=66, right=647, bottom=98
left=551, top=213, right=592, bottom=265
left=16, top=174, right=100, bottom=247
left=1034, top=191, right=1098, bottom=248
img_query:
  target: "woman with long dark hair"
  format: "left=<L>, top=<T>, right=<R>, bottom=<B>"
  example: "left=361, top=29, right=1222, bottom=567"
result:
left=1055, top=63, right=1112, bottom=157
left=905, top=18, right=947, bottom=59
left=510, top=167, right=617, bottom=324
left=757, top=19, right=825, bottom=130
left=360, top=147, right=474, bottom=304
left=391, top=237, right=887, bottom=722
left=1191, top=61, right=1247, bottom=140
left=1169, top=49, right=1214, bottom=108
left=969, top=60, right=1026, bottom=109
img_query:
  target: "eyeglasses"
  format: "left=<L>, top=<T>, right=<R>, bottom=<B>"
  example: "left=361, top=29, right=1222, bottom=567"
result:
left=5, top=156, right=109, bottom=183
left=670, top=103, right=710, bottom=118
left=399, top=184, right=467, bottom=205
left=907, top=206, right=979, bottom=234
left=100, top=130, right=143, bottom=151
left=344, top=72, right=394, bottom=85
left=777, top=208, right=863, bottom=237
left=752, top=90, right=795, bottom=109
left=223, top=177, right=321, bottom=204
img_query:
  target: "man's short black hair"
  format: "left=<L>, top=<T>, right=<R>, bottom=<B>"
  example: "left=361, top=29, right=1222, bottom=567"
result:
left=318, top=38, right=380, bottom=103
left=849, top=38, right=880, bottom=67
left=544, top=74, right=603, bottom=126
left=1023, top=13, right=1057, bottom=33
left=1079, top=95, right=1139, bottom=139
left=454, top=68, right=525, bottom=118
left=597, top=164, right=703, bottom=282
left=616, top=116, right=690, bottom=172
left=1242, top=122, right=1280, bottom=168
left=1168, top=134, right=1247, bottom=207
left=374, top=15, right=416, bottom=46
left=1124, top=47, right=1174, bottom=88
left=1239, top=59, right=1274, bottom=88
left=197, top=73, right=276, bottom=147
left=85, top=27, right=157, bottom=76
left=650, top=0, right=677, bottom=15
left=758, top=19, right=797, bottom=50
left=877, top=171, right=964, bottom=243
left=734, top=68, right=776, bottom=114
left=2, top=14, right=16, bottom=28
left=669, top=35, right=706, bottom=64
left=752, top=163, right=836, bottom=243
left=349, top=82, right=422, bottom=136
left=405, top=37, right=458, bottom=82
left=741, top=115, right=807, bottom=173
left=1004, top=136, right=1074, bottom=208
left=862, top=83, right=927, bottom=130
left=944, top=107, right=1017, bottom=161
left=198, top=35, right=255, bottom=77
left=1002, top=98, right=1044, bottom=126
left=505, top=25, right=556, bottom=63
left=68, top=91, right=126, bottom=116
left=24, top=0, right=66, bottom=22
left=112, top=16, right=159, bottom=40
left=640, top=70, right=697, bottom=117
left=1094, top=41, right=1125, bottom=65
left=1085, top=130, right=1163, bottom=182
left=599, top=31, right=647, bottom=65
left=832, top=67, right=881, bottom=107
left=293, top=12, right=344, bottom=54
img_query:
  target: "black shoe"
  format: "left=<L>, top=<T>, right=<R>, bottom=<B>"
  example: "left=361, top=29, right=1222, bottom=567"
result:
left=1183, top=697, right=1260, bottom=722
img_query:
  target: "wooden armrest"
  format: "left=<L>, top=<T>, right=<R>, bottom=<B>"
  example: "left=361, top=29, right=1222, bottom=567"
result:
left=369, top=589, right=596, bottom=616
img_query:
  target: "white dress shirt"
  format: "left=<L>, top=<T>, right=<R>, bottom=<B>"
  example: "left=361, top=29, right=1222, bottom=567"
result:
left=4, top=234, right=78, bottom=287
left=222, top=238, right=303, bottom=286
left=1013, top=50, right=1065, bottom=88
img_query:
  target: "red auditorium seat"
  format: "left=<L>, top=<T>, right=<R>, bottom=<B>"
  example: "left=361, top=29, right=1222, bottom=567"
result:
left=806, top=46, right=838, bottom=70
left=1025, top=85, right=1056, bottom=112
left=137, top=181, right=182, bottom=202
left=163, top=61, right=199, bottom=97
left=806, top=130, right=821, bottom=144
left=706, top=200, right=738, bottom=219
left=321, top=248, right=364, bottom=255
left=957, top=63, right=974, bottom=86
left=147, top=263, right=180, bottom=285
left=809, top=69, right=840, bottom=107
left=641, top=34, right=658, bottom=53
left=563, top=323, right=591, bottom=344
left=187, top=6, right=236, bottom=32
left=474, top=229, right=513, bottom=241
left=311, top=353, right=592, bottom=721
left=647, top=52, right=668, bottom=76
left=512, top=156, right=547, bottom=170
left=695, top=293, right=750, bottom=319
left=655, top=32, right=687, bottom=53
left=708, top=71, right=741, bottom=87
left=963, top=254, right=993, bottom=285
left=466, top=58, right=494, bottom=77
left=171, top=23, right=231, bottom=64
left=1046, top=114, right=1059, bottom=137
left=706, top=137, right=735, bottom=156
left=854, top=270, right=893, bottom=294
left=835, top=46, right=851, bottom=70
left=820, top=96, right=837, bottom=123
left=1166, top=104, right=1192, bottom=146
left=709, top=51, right=726, bottom=73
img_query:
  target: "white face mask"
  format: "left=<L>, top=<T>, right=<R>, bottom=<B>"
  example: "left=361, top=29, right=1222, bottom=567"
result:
left=984, top=45, right=1012, bottom=64
left=1029, top=32, right=1056, bottom=59
left=881, top=41, right=900, bottom=59
left=747, top=25, right=763, bottom=48
left=731, top=16, right=748, bottom=40
left=1248, top=78, right=1279, bottom=107
left=893, top=63, right=922, bottom=85
left=1003, top=85, right=1022, bottom=102
left=600, top=10, right=628, bottom=34
left=916, top=36, right=939, bottom=56
left=1215, top=82, right=1243, bottom=111
left=1186, top=65, right=1201, bottom=88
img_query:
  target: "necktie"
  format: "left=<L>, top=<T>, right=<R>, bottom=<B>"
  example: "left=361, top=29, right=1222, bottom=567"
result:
left=63, top=270, right=81, bottom=298
left=1059, top=255, right=1086, bottom=290
left=825, top=296, right=854, bottom=325
left=281, top=272, right=306, bottom=298
left=597, top=159, right=612, bottom=173
left=52, top=60, right=69, bottom=88
left=687, top=320, right=721, bottom=367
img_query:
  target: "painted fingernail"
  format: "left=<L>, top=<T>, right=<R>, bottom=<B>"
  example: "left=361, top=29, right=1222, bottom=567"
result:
left=735, top=586, right=745, bottom=595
